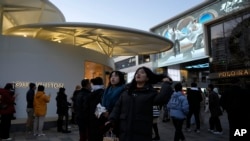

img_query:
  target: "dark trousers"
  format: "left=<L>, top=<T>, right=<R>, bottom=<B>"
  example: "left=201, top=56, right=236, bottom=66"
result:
left=0, top=114, right=12, bottom=139
left=57, top=114, right=69, bottom=131
left=172, top=118, right=185, bottom=141
left=209, top=116, right=222, bottom=132
left=163, top=105, right=170, bottom=121
left=186, top=108, right=200, bottom=130
left=71, top=112, right=76, bottom=124
left=77, top=119, right=88, bottom=141
left=152, top=123, right=159, bottom=137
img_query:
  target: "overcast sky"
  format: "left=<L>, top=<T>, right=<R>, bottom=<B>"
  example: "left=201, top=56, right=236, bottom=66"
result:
left=49, top=0, right=204, bottom=31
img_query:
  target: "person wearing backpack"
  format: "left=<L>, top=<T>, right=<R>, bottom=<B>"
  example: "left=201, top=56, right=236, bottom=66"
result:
left=168, top=83, right=189, bottom=141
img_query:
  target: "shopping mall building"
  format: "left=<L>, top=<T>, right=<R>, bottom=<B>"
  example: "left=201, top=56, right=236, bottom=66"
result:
left=0, top=0, right=172, bottom=119
left=116, top=0, right=250, bottom=92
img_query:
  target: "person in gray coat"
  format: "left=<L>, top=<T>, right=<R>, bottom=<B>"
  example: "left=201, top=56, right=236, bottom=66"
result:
left=105, top=66, right=173, bottom=141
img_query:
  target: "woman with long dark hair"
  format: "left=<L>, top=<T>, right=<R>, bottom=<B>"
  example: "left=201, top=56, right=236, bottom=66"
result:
left=106, top=66, right=173, bottom=141
left=101, top=71, right=126, bottom=135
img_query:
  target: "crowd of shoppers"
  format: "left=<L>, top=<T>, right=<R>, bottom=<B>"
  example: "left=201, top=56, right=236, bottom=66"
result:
left=1, top=66, right=249, bottom=141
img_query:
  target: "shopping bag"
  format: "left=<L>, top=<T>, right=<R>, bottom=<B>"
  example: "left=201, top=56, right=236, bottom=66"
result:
left=95, top=103, right=107, bottom=118
left=103, top=131, right=119, bottom=141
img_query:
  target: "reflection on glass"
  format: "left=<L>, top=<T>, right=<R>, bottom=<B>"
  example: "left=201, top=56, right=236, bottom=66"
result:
left=210, top=23, right=223, bottom=40
left=224, top=17, right=241, bottom=37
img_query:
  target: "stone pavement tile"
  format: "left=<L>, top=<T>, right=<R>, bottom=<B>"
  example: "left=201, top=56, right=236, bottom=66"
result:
left=10, top=126, right=80, bottom=141
left=10, top=112, right=229, bottom=141
left=158, top=111, right=229, bottom=141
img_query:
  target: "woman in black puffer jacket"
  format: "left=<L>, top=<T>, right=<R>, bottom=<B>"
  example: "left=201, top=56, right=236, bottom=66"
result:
left=106, top=66, right=173, bottom=141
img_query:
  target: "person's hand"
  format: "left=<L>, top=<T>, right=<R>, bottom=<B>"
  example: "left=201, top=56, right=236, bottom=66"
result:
left=102, top=111, right=109, bottom=118
left=105, top=121, right=111, bottom=126
left=104, top=121, right=113, bottom=132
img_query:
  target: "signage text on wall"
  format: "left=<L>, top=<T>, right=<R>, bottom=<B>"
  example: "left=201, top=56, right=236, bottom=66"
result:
left=13, top=81, right=64, bottom=89
left=209, top=69, right=250, bottom=79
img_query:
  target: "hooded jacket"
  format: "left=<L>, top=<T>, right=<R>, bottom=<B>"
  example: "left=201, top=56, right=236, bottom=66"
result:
left=167, top=91, right=189, bottom=119
left=34, top=91, right=50, bottom=116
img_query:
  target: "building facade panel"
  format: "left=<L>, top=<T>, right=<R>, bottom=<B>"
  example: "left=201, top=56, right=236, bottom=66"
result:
left=0, top=35, right=114, bottom=118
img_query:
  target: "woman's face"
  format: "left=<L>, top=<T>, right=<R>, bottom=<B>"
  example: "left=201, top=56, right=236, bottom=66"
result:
left=110, top=72, right=120, bottom=86
left=135, top=68, right=148, bottom=83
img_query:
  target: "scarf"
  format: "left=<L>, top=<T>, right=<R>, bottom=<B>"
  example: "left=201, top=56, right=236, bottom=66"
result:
left=101, top=84, right=125, bottom=112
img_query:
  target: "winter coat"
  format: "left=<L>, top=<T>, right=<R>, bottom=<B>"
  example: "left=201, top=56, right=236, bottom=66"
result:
left=56, top=93, right=70, bottom=115
left=0, top=88, right=15, bottom=115
left=109, top=82, right=173, bottom=141
left=88, top=88, right=105, bottom=141
left=71, top=89, right=81, bottom=112
left=167, top=91, right=189, bottom=120
left=34, top=91, right=50, bottom=116
left=209, top=91, right=222, bottom=117
left=187, top=87, right=202, bottom=110
left=26, top=89, right=35, bottom=108
left=75, top=88, right=91, bottom=128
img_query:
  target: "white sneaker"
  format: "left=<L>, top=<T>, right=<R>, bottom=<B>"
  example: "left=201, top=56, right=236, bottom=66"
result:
left=213, top=131, right=223, bottom=135
left=38, top=133, right=46, bottom=136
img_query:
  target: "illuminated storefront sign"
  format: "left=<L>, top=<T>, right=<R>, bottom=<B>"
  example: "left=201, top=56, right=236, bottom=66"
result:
left=209, top=69, right=250, bottom=79
left=13, top=81, right=64, bottom=89
left=220, top=0, right=243, bottom=13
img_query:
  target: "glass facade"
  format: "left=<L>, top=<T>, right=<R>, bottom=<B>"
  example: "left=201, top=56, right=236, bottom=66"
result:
left=208, top=10, right=250, bottom=73
left=206, top=7, right=250, bottom=92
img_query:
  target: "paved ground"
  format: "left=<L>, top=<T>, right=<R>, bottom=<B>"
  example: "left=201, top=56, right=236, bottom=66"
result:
left=6, top=111, right=229, bottom=141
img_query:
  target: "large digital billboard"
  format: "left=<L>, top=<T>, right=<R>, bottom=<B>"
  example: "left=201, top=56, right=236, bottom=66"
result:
left=151, top=0, right=246, bottom=67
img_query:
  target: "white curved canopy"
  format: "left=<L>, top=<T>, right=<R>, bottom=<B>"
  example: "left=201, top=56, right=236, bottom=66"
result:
left=4, top=23, right=173, bottom=57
